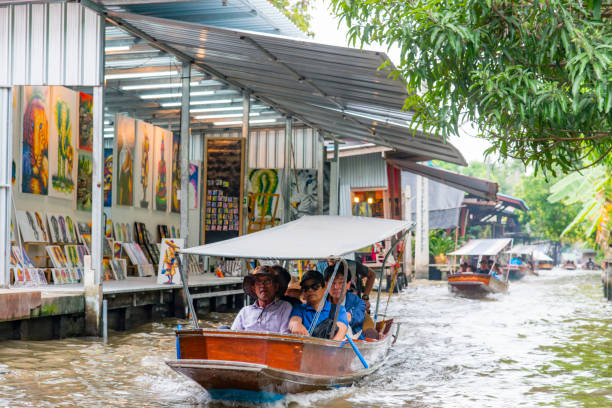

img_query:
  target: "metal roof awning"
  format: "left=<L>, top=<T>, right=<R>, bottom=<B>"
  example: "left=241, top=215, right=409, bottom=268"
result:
left=181, top=215, right=413, bottom=259
left=448, top=238, right=513, bottom=256
left=386, top=152, right=497, bottom=200
left=96, top=9, right=467, bottom=165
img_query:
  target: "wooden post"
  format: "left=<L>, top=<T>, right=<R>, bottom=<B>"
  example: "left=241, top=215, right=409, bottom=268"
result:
left=403, top=186, right=412, bottom=280
left=414, top=176, right=429, bottom=279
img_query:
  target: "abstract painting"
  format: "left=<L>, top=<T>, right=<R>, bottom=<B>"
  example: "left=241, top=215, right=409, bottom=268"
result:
left=76, top=151, right=93, bottom=211
left=248, top=168, right=281, bottom=221
left=115, top=114, right=135, bottom=206
left=64, top=245, right=81, bottom=268
left=153, top=127, right=171, bottom=212
left=49, top=86, right=78, bottom=201
left=78, top=92, right=93, bottom=151
left=157, top=238, right=184, bottom=284
left=22, top=86, right=49, bottom=195
left=16, top=210, right=48, bottom=243
left=189, top=162, right=199, bottom=210
left=171, top=132, right=180, bottom=213
left=134, top=120, right=153, bottom=209
left=46, top=213, right=62, bottom=243
left=46, top=245, right=70, bottom=268
left=290, top=169, right=318, bottom=221
left=65, top=216, right=78, bottom=243
left=103, top=148, right=113, bottom=207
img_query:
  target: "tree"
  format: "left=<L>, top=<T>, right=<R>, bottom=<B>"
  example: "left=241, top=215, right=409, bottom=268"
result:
left=270, top=0, right=314, bottom=36
left=330, top=1, right=612, bottom=174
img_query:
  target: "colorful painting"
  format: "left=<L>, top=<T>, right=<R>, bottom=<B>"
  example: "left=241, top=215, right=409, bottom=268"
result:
left=248, top=168, right=281, bottom=220
left=171, top=132, right=180, bottom=213
left=12, top=268, right=25, bottom=285
left=76, top=245, right=88, bottom=266
left=49, top=86, right=78, bottom=201
left=16, top=210, right=48, bottom=243
left=22, top=86, right=49, bottom=195
left=103, top=148, right=113, bottom=207
left=76, top=151, right=93, bottom=211
left=46, top=213, right=61, bottom=243
left=115, top=114, right=135, bottom=206
left=153, top=127, right=171, bottom=212
left=111, top=258, right=127, bottom=280
left=65, top=216, right=77, bottom=243
left=64, top=245, right=81, bottom=268
left=46, top=245, right=69, bottom=268
left=157, top=238, right=184, bottom=284
left=290, top=169, right=318, bottom=221
left=78, top=93, right=93, bottom=151
left=134, top=120, right=153, bottom=209
left=189, top=162, right=199, bottom=209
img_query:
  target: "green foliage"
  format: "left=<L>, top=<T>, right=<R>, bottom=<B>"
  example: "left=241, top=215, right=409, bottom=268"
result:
left=429, top=230, right=458, bottom=257
left=269, top=0, right=314, bottom=36
left=331, top=0, right=612, bottom=174
left=433, top=159, right=525, bottom=195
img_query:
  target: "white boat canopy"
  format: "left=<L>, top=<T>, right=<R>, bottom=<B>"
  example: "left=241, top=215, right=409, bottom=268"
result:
left=532, top=250, right=553, bottom=262
left=506, top=243, right=537, bottom=255
left=448, top=238, right=513, bottom=256
left=181, top=215, right=412, bottom=260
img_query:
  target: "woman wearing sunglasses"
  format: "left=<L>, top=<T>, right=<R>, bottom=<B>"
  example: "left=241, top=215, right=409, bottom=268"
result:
left=288, top=270, right=348, bottom=341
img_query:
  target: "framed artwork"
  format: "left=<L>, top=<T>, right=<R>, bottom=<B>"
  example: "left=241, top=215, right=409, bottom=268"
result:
left=16, top=210, right=49, bottom=243
left=78, top=92, right=93, bottom=152
left=134, top=120, right=153, bottom=209
left=115, top=114, right=135, bottom=206
left=46, top=245, right=70, bottom=268
left=21, top=86, right=50, bottom=196
left=103, top=148, right=113, bottom=207
left=171, top=132, right=180, bottom=213
left=111, top=258, right=127, bottom=280
left=12, top=268, right=25, bottom=285
left=153, top=127, right=172, bottom=212
left=248, top=168, right=281, bottom=221
left=48, top=86, right=78, bottom=201
left=64, top=245, right=81, bottom=268
left=290, top=169, right=318, bottom=221
left=188, top=162, right=200, bottom=210
left=76, top=151, right=93, bottom=211
left=157, top=238, right=184, bottom=284
left=46, top=213, right=62, bottom=243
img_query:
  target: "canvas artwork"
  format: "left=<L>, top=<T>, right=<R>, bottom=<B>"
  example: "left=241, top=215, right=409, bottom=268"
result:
left=78, top=93, right=93, bottom=152
left=47, top=213, right=62, bottom=243
left=12, top=268, right=25, bottom=285
left=115, top=114, right=135, bottom=206
left=134, top=120, right=153, bottom=209
left=46, top=245, right=70, bottom=268
left=77, top=222, right=91, bottom=248
left=113, top=241, right=122, bottom=259
left=102, top=259, right=113, bottom=281
left=9, top=246, right=22, bottom=267
left=248, top=168, right=281, bottom=222
left=105, top=218, right=113, bottom=238
left=153, top=127, right=172, bottom=212
left=16, top=210, right=48, bottom=243
left=137, top=264, right=155, bottom=277
left=189, top=162, right=199, bottom=210
left=48, top=86, right=78, bottom=201
left=51, top=269, right=62, bottom=284
left=114, top=222, right=123, bottom=242
left=76, top=151, right=93, bottom=211
left=111, top=258, right=127, bottom=280
left=22, top=86, right=50, bottom=196
left=64, top=245, right=81, bottom=268
left=65, top=216, right=78, bottom=243
left=290, top=169, right=318, bottom=221
left=171, top=132, right=180, bottom=213
left=35, top=269, right=48, bottom=285
left=157, top=238, right=184, bottom=284
left=76, top=245, right=88, bottom=266
left=104, top=148, right=113, bottom=207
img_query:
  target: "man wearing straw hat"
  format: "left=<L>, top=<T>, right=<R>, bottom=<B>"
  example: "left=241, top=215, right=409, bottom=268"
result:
left=231, top=266, right=293, bottom=333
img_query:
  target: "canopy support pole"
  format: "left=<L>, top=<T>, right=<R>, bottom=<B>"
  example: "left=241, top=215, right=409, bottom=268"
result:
left=176, top=254, right=199, bottom=328
left=329, top=141, right=339, bottom=215
left=317, top=131, right=324, bottom=215
left=179, top=62, right=191, bottom=244
left=242, top=91, right=250, bottom=234
left=0, top=87, right=12, bottom=288
left=283, top=117, right=292, bottom=224
left=402, top=185, right=412, bottom=280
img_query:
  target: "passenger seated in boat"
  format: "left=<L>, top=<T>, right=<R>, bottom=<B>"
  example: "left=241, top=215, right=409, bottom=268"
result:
left=270, top=265, right=302, bottom=306
left=324, top=263, right=366, bottom=340
left=459, top=263, right=468, bottom=273
left=284, top=276, right=303, bottom=302
left=231, top=266, right=293, bottom=333
left=288, top=270, right=349, bottom=341
left=477, top=258, right=490, bottom=274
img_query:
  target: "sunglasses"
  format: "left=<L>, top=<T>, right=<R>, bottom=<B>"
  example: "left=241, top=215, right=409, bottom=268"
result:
left=301, top=282, right=322, bottom=292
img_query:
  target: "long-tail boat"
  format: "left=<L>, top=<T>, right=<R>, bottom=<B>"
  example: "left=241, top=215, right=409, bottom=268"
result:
left=168, top=216, right=411, bottom=403
left=447, top=238, right=512, bottom=295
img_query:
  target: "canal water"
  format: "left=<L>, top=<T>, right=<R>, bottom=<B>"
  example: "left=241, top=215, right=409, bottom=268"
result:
left=0, top=269, right=609, bottom=407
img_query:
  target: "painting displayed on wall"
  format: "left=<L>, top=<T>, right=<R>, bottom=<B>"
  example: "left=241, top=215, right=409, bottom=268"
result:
left=171, top=132, right=180, bottom=213
left=189, top=162, right=199, bottom=210
left=76, top=151, right=93, bottom=211
left=157, top=238, right=184, bottom=284
left=22, top=86, right=50, bottom=195
left=48, top=86, right=78, bottom=201
left=103, top=148, right=113, bottom=207
left=78, top=92, right=93, bottom=152
left=153, top=127, right=171, bottom=212
left=16, top=210, right=48, bottom=243
left=134, top=120, right=153, bottom=209
left=248, top=168, right=281, bottom=224
left=115, top=114, right=135, bottom=206
left=290, top=169, right=318, bottom=221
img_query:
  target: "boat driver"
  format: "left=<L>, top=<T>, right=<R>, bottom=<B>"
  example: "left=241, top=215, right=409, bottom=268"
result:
left=289, top=270, right=349, bottom=341
left=231, top=266, right=293, bottom=333
left=324, top=263, right=366, bottom=339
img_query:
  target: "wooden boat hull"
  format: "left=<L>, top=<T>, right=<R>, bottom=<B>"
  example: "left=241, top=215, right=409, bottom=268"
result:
left=507, top=267, right=528, bottom=281
left=448, top=273, right=508, bottom=295
left=167, top=323, right=396, bottom=401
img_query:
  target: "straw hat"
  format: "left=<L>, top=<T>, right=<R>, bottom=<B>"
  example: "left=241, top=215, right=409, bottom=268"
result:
left=287, top=276, right=301, bottom=291
left=243, top=265, right=283, bottom=298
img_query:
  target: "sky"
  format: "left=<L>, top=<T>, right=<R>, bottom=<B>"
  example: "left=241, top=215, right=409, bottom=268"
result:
left=307, top=0, right=493, bottom=164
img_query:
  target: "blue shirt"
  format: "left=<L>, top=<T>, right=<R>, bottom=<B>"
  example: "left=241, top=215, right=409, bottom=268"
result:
left=290, top=300, right=349, bottom=333
left=343, top=291, right=366, bottom=338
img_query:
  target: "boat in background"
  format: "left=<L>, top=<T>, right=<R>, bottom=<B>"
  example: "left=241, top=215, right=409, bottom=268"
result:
left=447, top=239, right=511, bottom=295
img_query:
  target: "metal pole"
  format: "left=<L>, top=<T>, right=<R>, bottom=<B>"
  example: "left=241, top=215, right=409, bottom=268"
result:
left=283, top=117, right=292, bottom=223
left=242, top=92, right=250, bottom=235
left=403, top=186, right=412, bottom=280
left=316, top=131, right=324, bottom=215
left=176, top=253, right=199, bottom=328
left=0, top=87, right=12, bottom=288
left=329, top=141, right=339, bottom=215
left=179, top=62, right=191, bottom=245
left=102, top=299, right=108, bottom=344
left=414, top=175, right=429, bottom=279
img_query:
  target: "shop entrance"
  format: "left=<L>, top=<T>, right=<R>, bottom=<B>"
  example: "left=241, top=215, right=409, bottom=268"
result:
left=351, top=189, right=388, bottom=218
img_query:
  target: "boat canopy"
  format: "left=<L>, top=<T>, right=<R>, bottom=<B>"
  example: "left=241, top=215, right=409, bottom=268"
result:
left=181, top=216, right=412, bottom=259
left=506, top=243, right=537, bottom=255
left=533, top=250, right=553, bottom=262
left=448, top=238, right=512, bottom=256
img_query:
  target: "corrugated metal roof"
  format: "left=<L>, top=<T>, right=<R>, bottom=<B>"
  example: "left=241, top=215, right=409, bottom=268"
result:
left=100, top=10, right=467, bottom=165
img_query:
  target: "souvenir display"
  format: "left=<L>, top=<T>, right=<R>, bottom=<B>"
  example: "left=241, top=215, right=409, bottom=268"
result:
left=115, top=114, right=135, bottom=206
left=102, top=259, right=113, bottom=281
left=48, top=86, right=78, bottom=201
left=22, top=86, right=50, bottom=196
left=16, top=210, right=49, bottom=243
left=204, top=183, right=240, bottom=233
left=113, top=241, right=123, bottom=259
left=110, top=258, right=127, bottom=280
left=157, top=238, right=184, bottom=284
left=46, top=245, right=70, bottom=268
